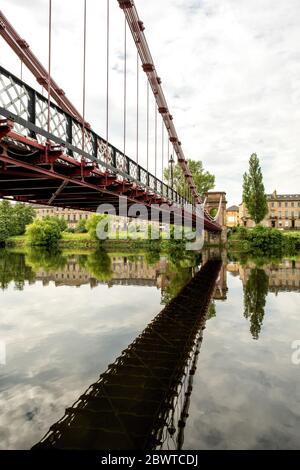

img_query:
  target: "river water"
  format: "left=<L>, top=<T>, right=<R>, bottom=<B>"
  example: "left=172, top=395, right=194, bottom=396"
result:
left=0, top=247, right=299, bottom=449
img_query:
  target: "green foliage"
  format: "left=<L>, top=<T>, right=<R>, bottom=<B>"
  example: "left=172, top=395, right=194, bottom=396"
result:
left=85, top=247, right=112, bottom=281
left=44, top=215, right=68, bottom=232
left=26, top=247, right=67, bottom=271
left=246, top=225, right=283, bottom=252
left=0, top=200, right=13, bottom=243
left=243, top=267, right=269, bottom=339
left=26, top=219, right=62, bottom=246
left=228, top=225, right=300, bottom=257
left=0, top=200, right=35, bottom=243
left=243, top=153, right=268, bottom=224
left=164, top=159, right=215, bottom=198
left=12, top=203, right=35, bottom=236
left=0, top=249, right=36, bottom=290
left=76, top=218, right=88, bottom=233
left=86, top=214, right=109, bottom=240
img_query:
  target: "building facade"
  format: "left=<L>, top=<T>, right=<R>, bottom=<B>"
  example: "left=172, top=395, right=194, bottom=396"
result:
left=239, top=191, right=300, bottom=230
left=32, top=205, right=91, bottom=229
left=226, top=205, right=239, bottom=227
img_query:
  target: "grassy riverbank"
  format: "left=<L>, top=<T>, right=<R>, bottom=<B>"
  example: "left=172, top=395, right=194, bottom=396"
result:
left=228, top=226, right=300, bottom=256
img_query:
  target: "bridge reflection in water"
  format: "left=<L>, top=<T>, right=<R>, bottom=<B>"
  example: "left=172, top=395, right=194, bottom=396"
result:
left=33, top=259, right=221, bottom=450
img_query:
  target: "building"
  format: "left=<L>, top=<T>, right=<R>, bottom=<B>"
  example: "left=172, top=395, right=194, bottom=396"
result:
left=226, top=205, right=239, bottom=227
left=239, top=191, right=300, bottom=230
left=31, top=205, right=147, bottom=231
left=32, top=205, right=91, bottom=229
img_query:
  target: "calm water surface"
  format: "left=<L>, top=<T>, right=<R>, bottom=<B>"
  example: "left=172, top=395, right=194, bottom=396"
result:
left=0, top=248, right=299, bottom=449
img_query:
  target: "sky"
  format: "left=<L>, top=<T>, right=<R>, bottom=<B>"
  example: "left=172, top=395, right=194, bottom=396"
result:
left=0, top=0, right=299, bottom=206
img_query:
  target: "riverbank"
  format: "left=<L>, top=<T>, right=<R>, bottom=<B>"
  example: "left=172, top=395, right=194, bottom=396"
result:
left=6, top=232, right=225, bottom=250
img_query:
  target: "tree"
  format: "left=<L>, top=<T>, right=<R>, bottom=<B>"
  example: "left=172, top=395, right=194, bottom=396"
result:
left=12, top=203, right=35, bottom=235
left=0, top=200, right=13, bottom=243
left=243, top=153, right=268, bottom=224
left=26, top=219, right=62, bottom=246
left=0, top=200, right=36, bottom=243
left=164, top=159, right=215, bottom=198
left=86, top=214, right=109, bottom=240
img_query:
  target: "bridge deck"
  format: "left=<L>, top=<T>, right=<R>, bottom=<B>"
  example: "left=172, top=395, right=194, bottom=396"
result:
left=0, top=65, right=221, bottom=232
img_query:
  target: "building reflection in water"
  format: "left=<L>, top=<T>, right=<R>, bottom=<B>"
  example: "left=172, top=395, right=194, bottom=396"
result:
left=228, top=258, right=300, bottom=339
left=33, top=259, right=222, bottom=450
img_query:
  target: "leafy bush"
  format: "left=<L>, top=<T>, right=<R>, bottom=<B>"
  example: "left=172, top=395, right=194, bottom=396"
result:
left=26, top=219, right=62, bottom=246
left=75, top=218, right=88, bottom=233
left=44, top=215, right=67, bottom=232
left=246, top=225, right=284, bottom=252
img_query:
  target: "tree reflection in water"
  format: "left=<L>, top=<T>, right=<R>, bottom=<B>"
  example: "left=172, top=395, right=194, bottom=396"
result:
left=243, top=267, right=269, bottom=340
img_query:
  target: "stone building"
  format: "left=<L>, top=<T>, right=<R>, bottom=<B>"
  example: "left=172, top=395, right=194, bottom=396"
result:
left=32, top=204, right=91, bottom=229
left=226, top=205, right=239, bottom=227
left=239, top=191, right=300, bottom=230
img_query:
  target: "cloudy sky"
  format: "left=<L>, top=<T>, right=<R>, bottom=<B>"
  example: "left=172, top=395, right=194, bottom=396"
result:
left=1, top=0, right=299, bottom=205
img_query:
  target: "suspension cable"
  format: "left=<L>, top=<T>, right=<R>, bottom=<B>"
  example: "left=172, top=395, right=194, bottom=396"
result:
left=136, top=50, right=139, bottom=164
left=47, top=0, right=52, bottom=134
left=82, top=0, right=87, bottom=152
left=146, top=80, right=149, bottom=173
left=123, top=17, right=127, bottom=158
left=106, top=0, right=110, bottom=157
left=155, top=103, right=157, bottom=178
left=161, top=118, right=164, bottom=182
left=20, top=58, right=23, bottom=115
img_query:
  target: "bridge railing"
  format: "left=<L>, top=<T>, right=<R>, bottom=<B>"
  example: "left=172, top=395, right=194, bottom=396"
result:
left=0, top=65, right=188, bottom=206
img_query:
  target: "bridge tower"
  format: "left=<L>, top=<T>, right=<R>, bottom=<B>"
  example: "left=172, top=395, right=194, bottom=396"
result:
left=204, top=191, right=227, bottom=245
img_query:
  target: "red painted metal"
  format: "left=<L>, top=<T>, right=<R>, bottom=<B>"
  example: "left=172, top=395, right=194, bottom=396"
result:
left=0, top=10, right=89, bottom=127
left=117, top=0, right=201, bottom=204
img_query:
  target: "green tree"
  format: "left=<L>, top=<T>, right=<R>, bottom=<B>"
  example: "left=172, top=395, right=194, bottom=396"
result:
left=26, top=219, right=62, bottom=246
left=12, top=203, right=36, bottom=235
left=86, top=214, right=109, bottom=240
left=243, top=267, right=269, bottom=340
left=164, top=159, right=215, bottom=198
left=0, top=200, right=13, bottom=243
left=243, top=153, right=268, bottom=224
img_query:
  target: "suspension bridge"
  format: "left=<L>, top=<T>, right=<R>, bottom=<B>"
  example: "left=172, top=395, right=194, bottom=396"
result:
left=0, top=1, right=223, bottom=232
left=32, top=259, right=222, bottom=450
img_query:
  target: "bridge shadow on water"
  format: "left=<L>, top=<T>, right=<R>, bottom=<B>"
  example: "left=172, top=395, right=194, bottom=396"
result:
left=33, top=259, right=222, bottom=451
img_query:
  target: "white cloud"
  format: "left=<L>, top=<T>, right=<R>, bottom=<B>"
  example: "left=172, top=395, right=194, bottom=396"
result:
left=0, top=0, right=299, bottom=205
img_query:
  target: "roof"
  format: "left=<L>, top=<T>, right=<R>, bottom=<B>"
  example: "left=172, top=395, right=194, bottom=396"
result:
left=227, top=205, right=239, bottom=212
left=267, top=194, right=300, bottom=201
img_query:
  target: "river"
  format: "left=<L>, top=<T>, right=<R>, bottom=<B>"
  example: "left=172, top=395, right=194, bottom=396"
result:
left=0, top=246, right=299, bottom=449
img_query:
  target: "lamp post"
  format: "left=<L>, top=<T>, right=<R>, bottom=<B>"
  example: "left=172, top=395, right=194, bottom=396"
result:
left=169, top=154, right=174, bottom=189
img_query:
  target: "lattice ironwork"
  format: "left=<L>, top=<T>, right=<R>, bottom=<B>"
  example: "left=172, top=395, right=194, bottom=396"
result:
left=0, top=72, right=29, bottom=136
left=0, top=65, right=187, bottom=204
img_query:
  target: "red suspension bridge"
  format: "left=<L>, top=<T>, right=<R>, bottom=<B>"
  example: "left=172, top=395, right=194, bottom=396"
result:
left=0, top=1, right=222, bottom=233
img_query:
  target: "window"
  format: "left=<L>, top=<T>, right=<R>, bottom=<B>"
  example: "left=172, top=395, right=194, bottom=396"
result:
left=285, top=202, right=288, bottom=207
left=285, top=211, right=288, bottom=218
left=278, top=211, right=281, bottom=218
left=291, top=202, right=294, bottom=207
left=271, top=202, right=275, bottom=208
left=278, top=202, right=282, bottom=207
